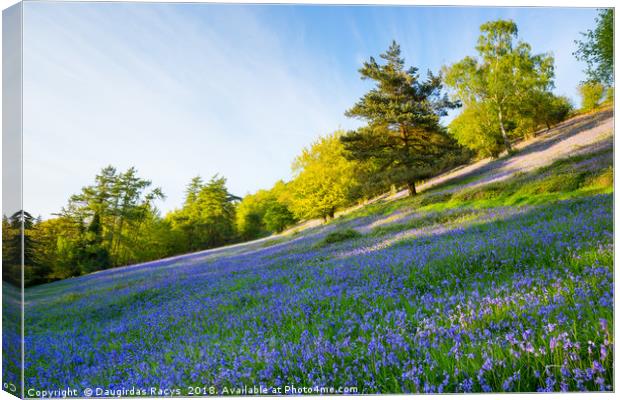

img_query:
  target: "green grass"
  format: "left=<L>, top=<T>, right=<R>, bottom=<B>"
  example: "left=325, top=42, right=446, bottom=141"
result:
left=438, top=149, right=612, bottom=209
left=316, top=228, right=362, bottom=247
left=341, top=147, right=612, bottom=224
left=370, top=208, right=482, bottom=237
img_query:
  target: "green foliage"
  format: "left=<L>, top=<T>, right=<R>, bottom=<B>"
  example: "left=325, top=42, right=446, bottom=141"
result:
left=574, top=9, right=614, bottom=85
left=578, top=81, right=605, bottom=111
left=449, top=101, right=504, bottom=157
left=16, top=168, right=295, bottom=286
left=32, top=216, right=82, bottom=280
left=168, top=175, right=238, bottom=251
left=63, top=166, right=165, bottom=269
left=15, top=166, right=167, bottom=285
left=263, top=202, right=296, bottom=233
left=238, top=211, right=264, bottom=240
left=516, top=92, right=574, bottom=136
left=236, top=181, right=297, bottom=239
left=444, top=19, right=556, bottom=155
left=2, top=214, right=21, bottom=286
left=603, top=87, right=614, bottom=105
left=289, top=131, right=361, bottom=221
left=236, top=189, right=273, bottom=239
left=340, top=143, right=613, bottom=226
left=342, top=41, right=461, bottom=196
left=2, top=211, right=51, bottom=287
left=317, top=228, right=362, bottom=247
left=540, top=94, right=574, bottom=128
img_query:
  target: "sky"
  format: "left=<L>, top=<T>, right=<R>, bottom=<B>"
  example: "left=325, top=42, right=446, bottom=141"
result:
left=19, top=2, right=600, bottom=218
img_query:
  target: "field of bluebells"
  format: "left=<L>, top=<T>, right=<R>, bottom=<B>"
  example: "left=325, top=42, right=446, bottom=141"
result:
left=10, top=147, right=614, bottom=395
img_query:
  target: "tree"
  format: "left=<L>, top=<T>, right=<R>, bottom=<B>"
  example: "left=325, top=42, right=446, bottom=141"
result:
left=2, top=210, right=51, bottom=286
left=30, top=216, right=82, bottom=280
left=444, top=19, right=555, bottom=155
left=342, top=41, right=460, bottom=196
left=449, top=102, right=505, bottom=158
left=574, top=9, right=614, bottom=86
left=60, top=166, right=164, bottom=271
left=578, top=81, right=605, bottom=111
left=263, top=202, right=296, bottom=233
left=532, top=94, right=573, bottom=130
left=290, top=131, right=360, bottom=220
left=603, top=87, right=613, bottom=105
left=184, top=176, right=204, bottom=206
left=235, top=181, right=297, bottom=239
left=2, top=214, right=20, bottom=285
left=512, top=92, right=573, bottom=139
left=168, top=175, right=238, bottom=251
left=236, top=189, right=273, bottom=239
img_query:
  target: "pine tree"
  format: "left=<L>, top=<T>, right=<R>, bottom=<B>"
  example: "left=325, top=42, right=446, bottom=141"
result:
left=169, top=175, right=239, bottom=251
left=342, top=41, right=459, bottom=196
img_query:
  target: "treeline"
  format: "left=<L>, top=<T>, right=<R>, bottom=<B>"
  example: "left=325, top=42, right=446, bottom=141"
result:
left=3, top=15, right=613, bottom=287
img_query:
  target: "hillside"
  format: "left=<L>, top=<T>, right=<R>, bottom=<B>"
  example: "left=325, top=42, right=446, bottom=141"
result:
left=9, top=109, right=614, bottom=393
left=276, top=108, right=613, bottom=235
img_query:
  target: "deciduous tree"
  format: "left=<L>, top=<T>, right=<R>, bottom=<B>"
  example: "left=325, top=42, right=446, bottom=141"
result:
left=290, top=131, right=360, bottom=220
left=578, top=81, right=605, bottom=111
left=574, top=9, right=614, bottom=86
left=444, top=20, right=555, bottom=155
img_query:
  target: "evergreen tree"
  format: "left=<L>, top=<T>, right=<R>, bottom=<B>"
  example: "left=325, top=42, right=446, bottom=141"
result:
left=2, top=210, right=51, bottom=286
left=185, top=176, right=204, bottom=206
left=61, top=166, right=164, bottom=271
left=2, top=214, right=20, bottom=285
left=169, top=175, right=238, bottom=251
left=342, top=41, right=459, bottom=196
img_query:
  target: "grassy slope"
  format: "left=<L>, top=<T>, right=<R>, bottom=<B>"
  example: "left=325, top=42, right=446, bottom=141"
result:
left=12, top=112, right=615, bottom=394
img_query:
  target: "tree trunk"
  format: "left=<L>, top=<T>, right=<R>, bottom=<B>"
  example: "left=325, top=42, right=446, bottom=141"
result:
left=407, top=181, right=417, bottom=196
left=498, top=109, right=512, bottom=153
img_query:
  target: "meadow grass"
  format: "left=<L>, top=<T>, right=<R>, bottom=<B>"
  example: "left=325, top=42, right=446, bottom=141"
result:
left=16, top=146, right=614, bottom=394
left=316, top=229, right=363, bottom=247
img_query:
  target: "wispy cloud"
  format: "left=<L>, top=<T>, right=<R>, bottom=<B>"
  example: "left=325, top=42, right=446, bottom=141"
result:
left=21, top=3, right=597, bottom=218
left=23, top=3, right=359, bottom=217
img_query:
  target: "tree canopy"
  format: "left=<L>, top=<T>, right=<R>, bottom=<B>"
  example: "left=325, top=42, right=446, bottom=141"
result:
left=168, top=175, right=239, bottom=251
left=289, top=131, right=361, bottom=220
left=443, top=19, right=556, bottom=156
left=236, top=181, right=296, bottom=239
left=341, top=41, right=460, bottom=196
left=578, top=81, right=605, bottom=111
left=574, top=9, right=614, bottom=86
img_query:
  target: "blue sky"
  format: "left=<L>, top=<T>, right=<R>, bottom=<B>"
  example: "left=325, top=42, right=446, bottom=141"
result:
left=21, top=2, right=599, bottom=218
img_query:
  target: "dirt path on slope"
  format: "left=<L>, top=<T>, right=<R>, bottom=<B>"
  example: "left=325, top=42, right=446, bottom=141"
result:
left=281, top=109, right=614, bottom=234
left=390, top=109, right=614, bottom=199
